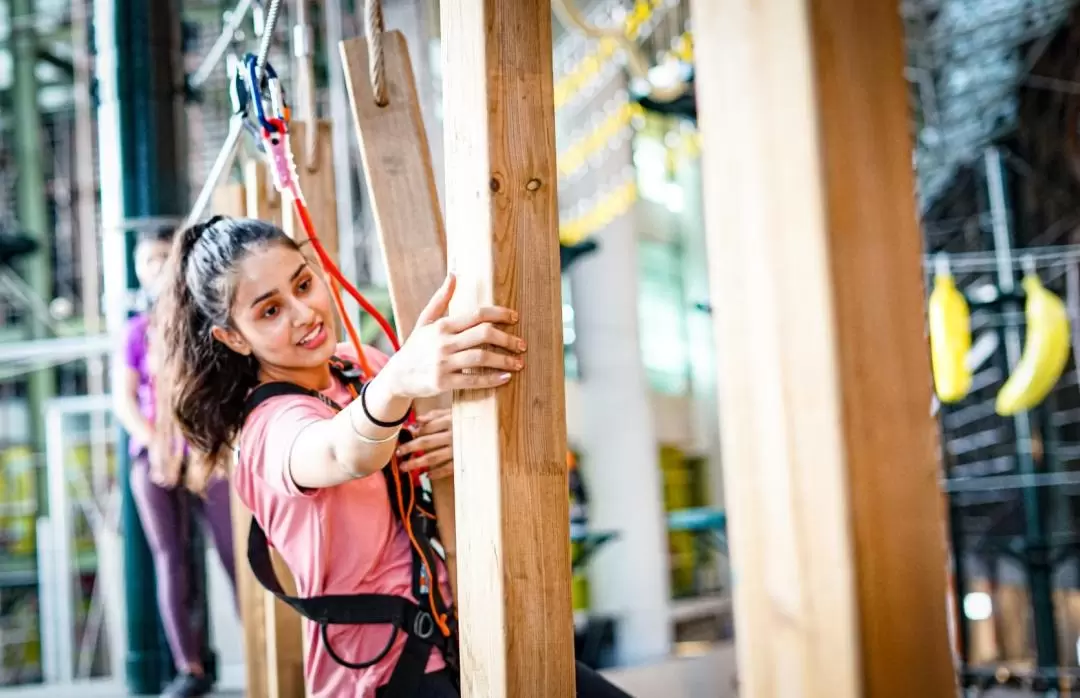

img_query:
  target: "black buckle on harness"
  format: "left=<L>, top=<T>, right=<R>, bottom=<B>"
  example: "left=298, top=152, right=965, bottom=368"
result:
left=332, top=360, right=364, bottom=380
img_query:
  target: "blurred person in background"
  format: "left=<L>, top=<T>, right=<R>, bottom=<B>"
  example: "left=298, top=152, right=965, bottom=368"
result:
left=111, top=226, right=237, bottom=697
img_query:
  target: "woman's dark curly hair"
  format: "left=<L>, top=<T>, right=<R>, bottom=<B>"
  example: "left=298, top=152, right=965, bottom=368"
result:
left=154, top=215, right=299, bottom=481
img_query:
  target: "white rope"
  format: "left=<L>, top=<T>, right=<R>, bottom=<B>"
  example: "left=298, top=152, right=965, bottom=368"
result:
left=255, top=0, right=282, bottom=74
left=365, top=0, right=388, bottom=106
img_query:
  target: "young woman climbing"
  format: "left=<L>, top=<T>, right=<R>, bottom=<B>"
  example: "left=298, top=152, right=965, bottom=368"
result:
left=111, top=226, right=238, bottom=698
left=156, top=215, right=634, bottom=698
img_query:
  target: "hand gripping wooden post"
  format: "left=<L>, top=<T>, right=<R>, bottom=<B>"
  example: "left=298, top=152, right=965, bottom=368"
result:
left=339, top=31, right=459, bottom=595
left=342, top=0, right=576, bottom=693
left=442, top=0, right=576, bottom=695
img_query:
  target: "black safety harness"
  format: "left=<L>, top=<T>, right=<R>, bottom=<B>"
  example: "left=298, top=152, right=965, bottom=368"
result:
left=241, top=356, right=458, bottom=697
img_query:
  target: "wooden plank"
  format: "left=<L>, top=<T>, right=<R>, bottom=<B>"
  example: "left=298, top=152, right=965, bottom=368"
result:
left=339, top=31, right=458, bottom=596
left=211, top=182, right=246, bottom=218
left=228, top=488, right=269, bottom=698
left=688, top=0, right=954, bottom=696
left=439, top=2, right=575, bottom=697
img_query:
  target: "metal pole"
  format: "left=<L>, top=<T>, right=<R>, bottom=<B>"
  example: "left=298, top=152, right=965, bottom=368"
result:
left=184, top=115, right=246, bottom=229
left=94, top=0, right=196, bottom=689
left=11, top=0, right=55, bottom=453
left=188, top=0, right=254, bottom=90
left=45, top=406, right=76, bottom=685
left=984, top=146, right=1059, bottom=670
left=71, top=0, right=111, bottom=502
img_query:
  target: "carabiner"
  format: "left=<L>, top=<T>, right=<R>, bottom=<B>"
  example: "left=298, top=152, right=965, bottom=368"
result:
left=227, top=53, right=249, bottom=116
left=245, top=53, right=286, bottom=135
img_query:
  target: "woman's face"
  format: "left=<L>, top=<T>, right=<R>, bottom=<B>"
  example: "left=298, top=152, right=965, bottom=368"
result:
left=134, top=239, right=172, bottom=298
left=214, top=243, right=337, bottom=373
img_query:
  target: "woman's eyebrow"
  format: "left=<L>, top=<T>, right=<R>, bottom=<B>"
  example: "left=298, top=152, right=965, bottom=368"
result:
left=249, top=263, right=308, bottom=308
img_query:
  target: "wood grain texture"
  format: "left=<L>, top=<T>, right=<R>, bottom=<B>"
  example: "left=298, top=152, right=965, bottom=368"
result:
left=440, top=1, right=575, bottom=696
left=211, top=182, right=246, bottom=219
left=689, top=0, right=954, bottom=696
left=340, top=32, right=458, bottom=596
left=228, top=483, right=268, bottom=698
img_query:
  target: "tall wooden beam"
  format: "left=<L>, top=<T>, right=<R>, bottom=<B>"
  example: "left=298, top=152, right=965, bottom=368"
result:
left=440, top=1, right=575, bottom=696
left=689, top=0, right=954, bottom=696
left=340, top=32, right=458, bottom=595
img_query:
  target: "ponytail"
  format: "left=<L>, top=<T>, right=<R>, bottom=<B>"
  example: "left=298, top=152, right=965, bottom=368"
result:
left=154, top=216, right=293, bottom=488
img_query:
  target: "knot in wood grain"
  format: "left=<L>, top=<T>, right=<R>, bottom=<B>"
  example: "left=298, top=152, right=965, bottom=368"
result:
left=526, top=178, right=541, bottom=191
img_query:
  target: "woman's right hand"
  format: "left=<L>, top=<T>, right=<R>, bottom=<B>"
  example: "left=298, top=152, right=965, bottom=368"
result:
left=382, top=273, right=526, bottom=399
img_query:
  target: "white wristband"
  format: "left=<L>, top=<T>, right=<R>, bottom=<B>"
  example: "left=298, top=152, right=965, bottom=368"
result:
left=348, top=407, right=402, bottom=445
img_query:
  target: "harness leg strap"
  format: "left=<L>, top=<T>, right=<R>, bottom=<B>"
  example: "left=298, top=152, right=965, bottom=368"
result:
left=377, top=631, right=433, bottom=698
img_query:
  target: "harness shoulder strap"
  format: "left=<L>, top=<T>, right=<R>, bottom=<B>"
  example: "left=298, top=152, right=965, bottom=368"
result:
left=244, top=381, right=336, bottom=414
left=243, top=354, right=357, bottom=415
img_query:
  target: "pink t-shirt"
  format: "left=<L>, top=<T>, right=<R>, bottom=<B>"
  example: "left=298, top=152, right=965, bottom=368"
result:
left=233, top=342, right=451, bottom=697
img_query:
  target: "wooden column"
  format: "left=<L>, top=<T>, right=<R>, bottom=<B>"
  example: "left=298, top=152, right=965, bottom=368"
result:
left=340, top=33, right=458, bottom=594
left=440, top=1, right=575, bottom=697
left=688, top=1, right=954, bottom=696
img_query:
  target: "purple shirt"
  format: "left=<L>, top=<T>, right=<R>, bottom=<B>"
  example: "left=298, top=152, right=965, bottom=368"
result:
left=123, top=312, right=190, bottom=460
left=122, top=312, right=159, bottom=456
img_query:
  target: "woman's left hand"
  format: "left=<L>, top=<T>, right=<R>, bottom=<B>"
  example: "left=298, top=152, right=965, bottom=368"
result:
left=397, top=408, right=454, bottom=480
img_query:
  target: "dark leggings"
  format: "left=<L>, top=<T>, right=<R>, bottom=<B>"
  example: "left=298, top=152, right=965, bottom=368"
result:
left=129, top=456, right=237, bottom=669
left=377, top=662, right=634, bottom=698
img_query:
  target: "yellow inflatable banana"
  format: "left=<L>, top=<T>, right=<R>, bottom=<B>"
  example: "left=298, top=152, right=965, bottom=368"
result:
left=996, top=274, right=1071, bottom=416
left=928, top=270, right=973, bottom=403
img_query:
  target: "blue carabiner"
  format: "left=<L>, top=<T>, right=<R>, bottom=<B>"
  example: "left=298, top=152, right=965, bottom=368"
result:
left=245, top=53, right=281, bottom=133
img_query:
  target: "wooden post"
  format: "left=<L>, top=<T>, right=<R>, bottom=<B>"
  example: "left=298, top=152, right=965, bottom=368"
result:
left=689, top=1, right=954, bottom=696
left=440, top=2, right=575, bottom=697
left=340, top=32, right=458, bottom=596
